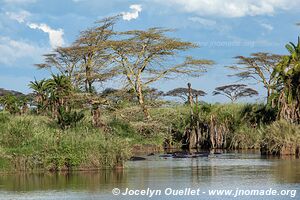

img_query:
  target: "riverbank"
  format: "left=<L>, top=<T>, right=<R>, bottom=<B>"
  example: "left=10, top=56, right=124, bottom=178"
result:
left=1, top=103, right=300, bottom=172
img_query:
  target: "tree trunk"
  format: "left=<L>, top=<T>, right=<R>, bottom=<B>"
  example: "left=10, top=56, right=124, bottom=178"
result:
left=187, top=83, right=193, bottom=106
left=136, top=83, right=151, bottom=120
left=138, top=92, right=151, bottom=120
left=85, top=56, right=93, bottom=94
left=91, top=104, right=103, bottom=127
left=195, top=94, right=200, bottom=149
left=85, top=67, right=92, bottom=93
left=187, top=83, right=194, bottom=122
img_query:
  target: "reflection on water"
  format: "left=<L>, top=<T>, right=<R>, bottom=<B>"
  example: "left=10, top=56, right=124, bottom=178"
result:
left=0, top=151, right=300, bottom=200
left=0, top=171, right=127, bottom=192
left=272, top=158, right=300, bottom=183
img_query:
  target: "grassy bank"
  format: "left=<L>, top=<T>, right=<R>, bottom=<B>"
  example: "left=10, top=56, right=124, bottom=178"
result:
left=0, top=112, right=134, bottom=171
left=1, top=102, right=299, bottom=172
left=149, top=103, right=299, bottom=154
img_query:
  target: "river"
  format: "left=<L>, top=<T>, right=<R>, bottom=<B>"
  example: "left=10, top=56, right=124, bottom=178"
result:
left=0, top=150, right=299, bottom=200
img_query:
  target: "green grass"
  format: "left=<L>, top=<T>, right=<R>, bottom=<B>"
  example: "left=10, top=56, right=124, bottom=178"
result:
left=0, top=102, right=295, bottom=171
left=0, top=113, right=132, bottom=171
left=261, top=120, right=300, bottom=155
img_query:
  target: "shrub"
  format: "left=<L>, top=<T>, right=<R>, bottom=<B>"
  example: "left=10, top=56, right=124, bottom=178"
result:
left=261, top=120, right=300, bottom=155
left=57, top=107, right=85, bottom=129
left=240, top=104, right=277, bottom=126
left=229, top=125, right=262, bottom=149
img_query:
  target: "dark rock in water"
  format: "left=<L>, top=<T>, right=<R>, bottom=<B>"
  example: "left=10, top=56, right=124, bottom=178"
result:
left=172, top=151, right=210, bottom=158
left=214, top=152, right=222, bottom=155
left=172, top=154, right=190, bottom=158
left=129, top=156, right=146, bottom=161
left=195, top=152, right=210, bottom=155
left=172, top=152, right=191, bottom=158
left=147, top=153, right=155, bottom=156
left=160, top=151, right=210, bottom=159
left=159, top=154, right=173, bottom=158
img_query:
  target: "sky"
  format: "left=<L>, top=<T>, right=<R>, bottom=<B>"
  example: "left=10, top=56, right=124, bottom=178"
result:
left=0, top=0, right=299, bottom=103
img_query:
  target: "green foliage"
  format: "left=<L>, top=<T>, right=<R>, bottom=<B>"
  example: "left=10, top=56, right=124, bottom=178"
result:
left=109, top=118, right=137, bottom=138
left=0, top=114, right=131, bottom=171
left=0, top=94, right=23, bottom=114
left=240, top=104, right=277, bottom=126
left=271, top=36, right=300, bottom=123
left=230, top=125, right=262, bottom=149
left=57, top=107, right=84, bottom=129
left=28, top=78, right=48, bottom=112
left=197, top=103, right=242, bottom=128
left=261, top=120, right=300, bottom=154
left=0, top=118, right=34, bottom=148
left=149, top=103, right=270, bottom=149
left=0, top=112, right=9, bottom=123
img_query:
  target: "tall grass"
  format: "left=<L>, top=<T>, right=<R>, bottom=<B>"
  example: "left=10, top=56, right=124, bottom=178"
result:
left=261, top=120, right=300, bottom=155
left=146, top=103, right=271, bottom=149
left=0, top=113, right=131, bottom=171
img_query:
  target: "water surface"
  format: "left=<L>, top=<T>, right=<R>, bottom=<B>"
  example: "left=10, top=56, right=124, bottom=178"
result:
left=0, top=151, right=299, bottom=200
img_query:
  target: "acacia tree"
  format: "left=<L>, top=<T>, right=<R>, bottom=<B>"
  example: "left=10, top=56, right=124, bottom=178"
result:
left=110, top=28, right=213, bottom=119
left=73, top=16, right=118, bottom=93
left=213, top=84, right=258, bottom=102
left=36, top=17, right=118, bottom=94
left=35, top=17, right=119, bottom=127
left=227, top=53, right=282, bottom=102
left=165, top=87, right=206, bottom=103
left=143, top=88, right=164, bottom=102
left=35, top=47, right=81, bottom=86
left=101, top=87, right=163, bottom=107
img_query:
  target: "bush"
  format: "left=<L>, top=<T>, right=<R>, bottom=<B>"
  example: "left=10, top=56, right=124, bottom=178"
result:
left=57, top=107, right=85, bottom=129
left=229, top=125, right=262, bottom=149
left=261, top=120, right=300, bottom=155
left=240, top=104, right=277, bottom=126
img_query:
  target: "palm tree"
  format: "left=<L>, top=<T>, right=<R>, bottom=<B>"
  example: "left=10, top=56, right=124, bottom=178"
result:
left=28, top=78, right=48, bottom=114
left=46, top=74, right=73, bottom=118
left=272, top=37, right=300, bottom=123
left=46, top=74, right=72, bottom=101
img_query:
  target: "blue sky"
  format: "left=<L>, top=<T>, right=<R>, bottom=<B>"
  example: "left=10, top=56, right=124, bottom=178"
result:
left=0, top=0, right=299, bottom=103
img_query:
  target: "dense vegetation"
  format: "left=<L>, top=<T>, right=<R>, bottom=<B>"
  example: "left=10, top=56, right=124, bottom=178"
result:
left=0, top=16, right=300, bottom=171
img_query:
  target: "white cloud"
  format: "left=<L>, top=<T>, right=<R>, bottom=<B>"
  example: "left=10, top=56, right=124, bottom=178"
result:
left=188, top=17, right=216, bottom=26
left=27, top=23, right=64, bottom=48
left=6, top=11, right=65, bottom=49
left=188, top=16, right=231, bottom=33
left=0, top=36, right=45, bottom=65
left=157, top=0, right=300, bottom=18
left=260, top=23, right=274, bottom=31
left=122, top=4, right=142, bottom=21
left=5, top=10, right=31, bottom=23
